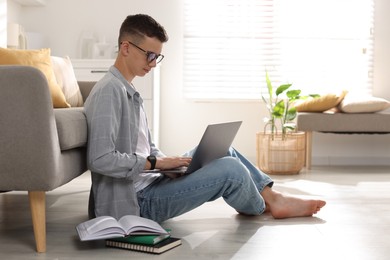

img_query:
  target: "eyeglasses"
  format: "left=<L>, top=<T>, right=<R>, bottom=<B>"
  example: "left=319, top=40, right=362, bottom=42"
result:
left=121, top=41, right=164, bottom=64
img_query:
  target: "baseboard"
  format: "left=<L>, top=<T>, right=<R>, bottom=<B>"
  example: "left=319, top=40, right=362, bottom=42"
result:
left=312, top=156, right=390, bottom=166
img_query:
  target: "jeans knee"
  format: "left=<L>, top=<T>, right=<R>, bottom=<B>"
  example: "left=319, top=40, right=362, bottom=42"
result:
left=214, top=156, right=249, bottom=178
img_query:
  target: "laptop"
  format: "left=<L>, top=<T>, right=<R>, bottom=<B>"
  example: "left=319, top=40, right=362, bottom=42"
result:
left=157, top=121, right=242, bottom=175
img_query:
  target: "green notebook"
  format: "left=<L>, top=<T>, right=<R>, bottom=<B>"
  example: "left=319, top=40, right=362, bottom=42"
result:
left=109, top=233, right=171, bottom=245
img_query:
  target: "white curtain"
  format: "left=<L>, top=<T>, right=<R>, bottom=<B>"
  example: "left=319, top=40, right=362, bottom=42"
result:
left=183, top=0, right=374, bottom=100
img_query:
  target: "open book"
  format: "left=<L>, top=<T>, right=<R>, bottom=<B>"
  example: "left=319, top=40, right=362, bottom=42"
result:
left=76, top=215, right=169, bottom=241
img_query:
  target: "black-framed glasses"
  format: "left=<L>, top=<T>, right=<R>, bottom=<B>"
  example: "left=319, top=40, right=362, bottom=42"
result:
left=121, top=41, right=164, bottom=64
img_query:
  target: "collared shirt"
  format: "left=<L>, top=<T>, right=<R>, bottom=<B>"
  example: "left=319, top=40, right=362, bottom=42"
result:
left=84, top=66, right=164, bottom=219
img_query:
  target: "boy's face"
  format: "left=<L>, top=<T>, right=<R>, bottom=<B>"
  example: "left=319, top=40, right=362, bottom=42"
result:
left=123, top=36, right=163, bottom=78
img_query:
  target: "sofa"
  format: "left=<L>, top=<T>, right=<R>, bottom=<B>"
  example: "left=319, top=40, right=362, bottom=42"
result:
left=0, top=65, right=95, bottom=252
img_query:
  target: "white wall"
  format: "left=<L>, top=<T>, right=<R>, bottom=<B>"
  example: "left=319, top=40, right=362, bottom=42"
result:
left=6, top=0, right=19, bottom=24
left=0, top=0, right=6, bottom=47
left=373, top=0, right=390, bottom=101
left=8, top=0, right=390, bottom=165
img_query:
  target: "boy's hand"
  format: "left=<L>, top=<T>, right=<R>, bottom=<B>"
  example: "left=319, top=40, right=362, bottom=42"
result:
left=155, top=156, right=192, bottom=170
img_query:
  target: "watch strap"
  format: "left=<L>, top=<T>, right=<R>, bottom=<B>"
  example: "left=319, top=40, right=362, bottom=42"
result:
left=147, top=155, right=157, bottom=170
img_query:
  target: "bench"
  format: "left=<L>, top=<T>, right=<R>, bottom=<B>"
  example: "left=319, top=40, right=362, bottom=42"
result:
left=296, top=112, right=390, bottom=169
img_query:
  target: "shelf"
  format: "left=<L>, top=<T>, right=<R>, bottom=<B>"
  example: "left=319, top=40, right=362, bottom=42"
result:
left=71, top=59, right=115, bottom=69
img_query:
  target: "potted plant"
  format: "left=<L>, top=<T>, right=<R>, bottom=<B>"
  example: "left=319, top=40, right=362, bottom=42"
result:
left=256, top=72, right=315, bottom=174
left=262, top=71, right=301, bottom=140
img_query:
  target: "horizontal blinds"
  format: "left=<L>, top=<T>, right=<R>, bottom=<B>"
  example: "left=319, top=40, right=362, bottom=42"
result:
left=183, top=0, right=374, bottom=100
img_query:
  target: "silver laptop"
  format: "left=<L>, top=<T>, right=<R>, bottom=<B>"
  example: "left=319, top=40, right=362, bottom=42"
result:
left=159, top=121, right=242, bottom=175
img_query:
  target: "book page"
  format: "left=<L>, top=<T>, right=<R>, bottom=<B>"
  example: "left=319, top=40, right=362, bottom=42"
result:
left=76, top=216, right=126, bottom=241
left=86, top=216, right=124, bottom=234
left=118, top=215, right=168, bottom=235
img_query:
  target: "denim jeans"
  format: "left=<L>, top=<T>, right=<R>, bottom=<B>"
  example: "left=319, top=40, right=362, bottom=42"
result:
left=137, top=147, right=274, bottom=223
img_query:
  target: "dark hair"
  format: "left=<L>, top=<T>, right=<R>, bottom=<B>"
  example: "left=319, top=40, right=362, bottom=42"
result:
left=118, top=14, right=168, bottom=46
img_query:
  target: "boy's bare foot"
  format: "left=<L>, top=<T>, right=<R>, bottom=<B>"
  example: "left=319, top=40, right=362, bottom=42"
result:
left=261, top=187, right=326, bottom=219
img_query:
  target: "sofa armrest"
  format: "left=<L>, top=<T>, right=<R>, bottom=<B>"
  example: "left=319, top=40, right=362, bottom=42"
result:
left=0, top=65, right=61, bottom=190
left=78, top=81, right=96, bottom=102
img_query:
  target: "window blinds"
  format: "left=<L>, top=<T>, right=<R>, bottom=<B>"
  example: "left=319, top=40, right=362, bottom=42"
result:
left=183, top=0, right=374, bottom=100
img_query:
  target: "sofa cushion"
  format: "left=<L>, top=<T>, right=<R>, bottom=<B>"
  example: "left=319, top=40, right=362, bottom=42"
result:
left=339, top=95, right=390, bottom=113
left=294, top=91, right=347, bottom=112
left=297, top=112, right=390, bottom=132
left=51, top=56, right=84, bottom=107
left=0, top=48, right=70, bottom=108
left=54, top=108, right=87, bottom=150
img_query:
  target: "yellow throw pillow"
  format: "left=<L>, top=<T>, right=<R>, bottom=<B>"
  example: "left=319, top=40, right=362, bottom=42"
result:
left=0, top=48, right=70, bottom=108
left=294, top=90, right=347, bottom=112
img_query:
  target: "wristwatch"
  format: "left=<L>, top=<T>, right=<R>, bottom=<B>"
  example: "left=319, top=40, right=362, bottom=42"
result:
left=147, top=155, right=157, bottom=170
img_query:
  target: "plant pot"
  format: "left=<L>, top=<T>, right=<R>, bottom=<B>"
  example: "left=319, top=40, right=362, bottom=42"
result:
left=256, top=131, right=306, bottom=175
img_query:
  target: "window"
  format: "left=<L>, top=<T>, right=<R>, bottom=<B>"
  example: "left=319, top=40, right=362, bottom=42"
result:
left=183, top=0, right=374, bottom=100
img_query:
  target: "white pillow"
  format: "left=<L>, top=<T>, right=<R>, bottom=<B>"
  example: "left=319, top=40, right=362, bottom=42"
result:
left=339, top=95, right=390, bottom=113
left=51, top=56, right=84, bottom=107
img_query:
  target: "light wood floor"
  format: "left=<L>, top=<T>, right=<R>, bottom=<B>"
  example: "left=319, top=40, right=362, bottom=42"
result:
left=1, top=166, right=390, bottom=260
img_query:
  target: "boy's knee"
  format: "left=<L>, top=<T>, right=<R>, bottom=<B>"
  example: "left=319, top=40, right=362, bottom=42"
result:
left=215, top=157, right=248, bottom=176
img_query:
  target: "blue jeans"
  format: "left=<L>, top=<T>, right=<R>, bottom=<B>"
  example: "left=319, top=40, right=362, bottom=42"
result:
left=137, top=147, right=274, bottom=223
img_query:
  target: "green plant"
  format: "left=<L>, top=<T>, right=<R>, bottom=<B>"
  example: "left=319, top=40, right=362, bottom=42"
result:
left=261, top=72, right=302, bottom=140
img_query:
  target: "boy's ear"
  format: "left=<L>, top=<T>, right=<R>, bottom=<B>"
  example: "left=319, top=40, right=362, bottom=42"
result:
left=119, top=41, right=130, bottom=56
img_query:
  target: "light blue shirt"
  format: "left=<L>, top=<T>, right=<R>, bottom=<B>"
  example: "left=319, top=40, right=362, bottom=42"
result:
left=84, top=66, right=163, bottom=219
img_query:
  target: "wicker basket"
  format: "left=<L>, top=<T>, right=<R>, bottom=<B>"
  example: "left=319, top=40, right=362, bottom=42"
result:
left=256, top=132, right=305, bottom=175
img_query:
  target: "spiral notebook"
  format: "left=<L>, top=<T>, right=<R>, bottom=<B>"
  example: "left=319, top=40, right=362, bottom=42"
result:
left=106, top=237, right=182, bottom=254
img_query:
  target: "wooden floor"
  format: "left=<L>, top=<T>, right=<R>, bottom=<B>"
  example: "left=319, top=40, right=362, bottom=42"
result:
left=1, top=166, right=390, bottom=260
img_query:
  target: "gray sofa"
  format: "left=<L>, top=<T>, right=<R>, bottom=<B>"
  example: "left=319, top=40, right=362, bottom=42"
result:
left=0, top=65, right=95, bottom=252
